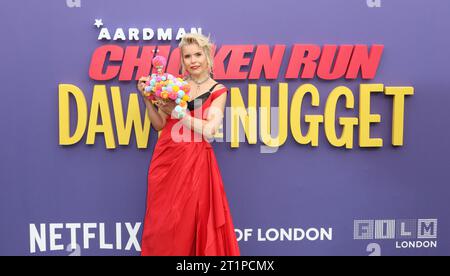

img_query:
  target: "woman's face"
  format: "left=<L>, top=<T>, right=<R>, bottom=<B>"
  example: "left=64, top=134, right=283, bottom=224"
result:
left=181, top=43, right=209, bottom=76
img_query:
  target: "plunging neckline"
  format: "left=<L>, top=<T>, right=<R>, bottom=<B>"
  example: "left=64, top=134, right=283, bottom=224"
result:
left=187, top=91, right=211, bottom=103
left=186, top=82, right=221, bottom=112
left=187, top=82, right=219, bottom=103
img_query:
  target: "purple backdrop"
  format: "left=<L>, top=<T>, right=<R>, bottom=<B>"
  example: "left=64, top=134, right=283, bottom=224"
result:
left=1, top=0, right=449, bottom=256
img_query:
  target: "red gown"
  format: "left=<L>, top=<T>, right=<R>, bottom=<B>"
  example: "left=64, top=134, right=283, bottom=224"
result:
left=141, top=83, right=240, bottom=256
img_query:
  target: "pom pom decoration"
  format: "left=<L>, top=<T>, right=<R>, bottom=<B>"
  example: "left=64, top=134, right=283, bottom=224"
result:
left=142, top=55, right=191, bottom=119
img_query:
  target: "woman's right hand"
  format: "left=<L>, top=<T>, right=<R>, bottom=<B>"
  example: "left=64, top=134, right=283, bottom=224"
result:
left=137, top=76, right=169, bottom=114
left=137, top=76, right=150, bottom=97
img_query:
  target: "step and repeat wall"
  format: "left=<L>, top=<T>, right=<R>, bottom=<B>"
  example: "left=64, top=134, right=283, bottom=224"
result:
left=1, top=0, right=449, bottom=255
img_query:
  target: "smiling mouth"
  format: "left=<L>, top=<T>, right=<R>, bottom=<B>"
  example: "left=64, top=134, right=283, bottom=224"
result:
left=191, top=66, right=200, bottom=70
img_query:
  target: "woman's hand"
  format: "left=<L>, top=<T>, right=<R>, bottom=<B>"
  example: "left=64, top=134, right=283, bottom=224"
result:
left=157, top=99, right=177, bottom=116
left=136, top=76, right=176, bottom=116
left=137, top=76, right=150, bottom=100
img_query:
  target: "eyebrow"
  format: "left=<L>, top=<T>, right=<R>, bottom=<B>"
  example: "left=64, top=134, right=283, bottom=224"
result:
left=184, top=52, right=202, bottom=57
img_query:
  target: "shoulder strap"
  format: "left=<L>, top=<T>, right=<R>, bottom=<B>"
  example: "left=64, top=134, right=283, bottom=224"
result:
left=210, top=85, right=228, bottom=101
left=208, top=83, right=221, bottom=92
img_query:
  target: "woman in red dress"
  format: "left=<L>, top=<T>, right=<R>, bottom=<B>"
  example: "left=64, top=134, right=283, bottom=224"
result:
left=137, top=33, right=240, bottom=256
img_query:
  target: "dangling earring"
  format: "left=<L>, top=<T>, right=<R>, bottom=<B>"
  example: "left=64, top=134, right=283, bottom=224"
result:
left=183, top=69, right=190, bottom=79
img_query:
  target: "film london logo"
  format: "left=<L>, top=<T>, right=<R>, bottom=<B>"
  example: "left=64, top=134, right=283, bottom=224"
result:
left=367, top=0, right=381, bottom=8
left=66, top=0, right=81, bottom=8
left=354, top=219, right=437, bottom=255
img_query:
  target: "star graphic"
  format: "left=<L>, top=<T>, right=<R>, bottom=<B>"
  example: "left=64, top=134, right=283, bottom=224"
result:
left=94, top=19, right=103, bottom=28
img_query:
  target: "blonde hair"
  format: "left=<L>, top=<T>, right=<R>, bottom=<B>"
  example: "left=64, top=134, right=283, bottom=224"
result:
left=178, top=33, right=214, bottom=75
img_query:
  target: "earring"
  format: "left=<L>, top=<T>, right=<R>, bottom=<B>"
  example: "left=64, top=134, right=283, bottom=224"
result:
left=183, top=69, right=190, bottom=79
